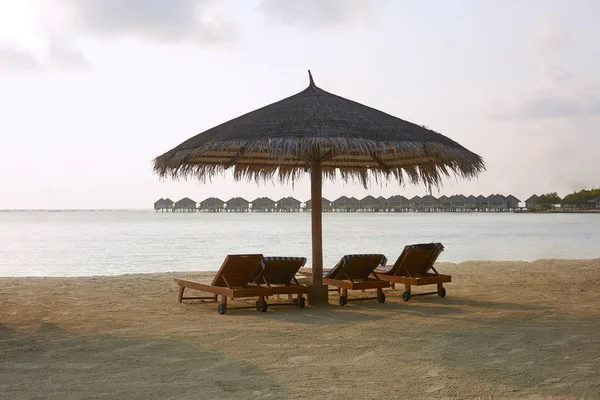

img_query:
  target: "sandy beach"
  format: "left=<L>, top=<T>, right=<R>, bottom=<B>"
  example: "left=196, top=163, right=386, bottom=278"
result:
left=2, top=259, right=600, bottom=399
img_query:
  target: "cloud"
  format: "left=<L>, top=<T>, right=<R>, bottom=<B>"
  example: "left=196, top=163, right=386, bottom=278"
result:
left=47, top=36, right=91, bottom=71
left=493, top=19, right=599, bottom=121
left=0, top=43, right=39, bottom=71
left=257, top=0, right=385, bottom=28
left=58, top=0, right=236, bottom=46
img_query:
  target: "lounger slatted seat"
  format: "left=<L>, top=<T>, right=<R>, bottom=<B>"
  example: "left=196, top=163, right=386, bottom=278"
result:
left=253, top=256, right=308, bottom=308
left=300, top=254, right=390, bottom=306
left=174, top=254, right=307, bottom=314
left=374, top=243, right=448, bottom=301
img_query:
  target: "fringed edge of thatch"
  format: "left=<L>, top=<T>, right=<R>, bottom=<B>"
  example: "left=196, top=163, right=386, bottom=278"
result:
left=153, top=137, right=485, bottom=190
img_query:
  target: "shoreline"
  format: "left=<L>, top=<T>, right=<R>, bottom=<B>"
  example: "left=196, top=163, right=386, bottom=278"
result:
left=2, top=257, right=600, bottom=279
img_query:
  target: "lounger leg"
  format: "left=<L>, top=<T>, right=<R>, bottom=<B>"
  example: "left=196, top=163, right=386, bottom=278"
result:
left=404, top=284, right=411, bottom=295
left=342, top=288, right=348, bottom=298
left=213, top=294, right=218, bottom=302
left=437, top=283, right=443, bottom=292
left=288, top=294, right=294, bottom=303
left=220, top=295, right=228, bottom=306
left=391, top=282, right=395, bottom=290
left=178, top=286, right=185, bottom=303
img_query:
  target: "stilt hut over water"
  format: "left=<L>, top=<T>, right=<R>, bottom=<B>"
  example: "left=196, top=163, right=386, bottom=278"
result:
left=437, top=195, right=450, bottom=211
left=377, top=196, right=388, bottom=212
left=409, top=195, right=422, bottom=211
left=525, top=195, right=539, bottom=210
left=276, top=197, right=302, bottom=212
left=387, top=195, right=409, bottom=212
left=154, top=198, right=174, bottom=212
left=359, top=195, right=380, bottom=212
left=420, top=195, right=439, bottom=212
left=199, top=197, right=225, bottom=212
left=305, top=198, right=332, bottom=212
left=226, top=197, right=249, bottom=212
left=174, top=197, right=197, bottom=212
left=476, top=195, right=488, bottom=211
left=465, top=195, right=477, bottom=211
left=488, top=194, right=507, bottom=212
left=506, top=195, right=521, bottom=210
left=251, top=197, right=275, bottom=212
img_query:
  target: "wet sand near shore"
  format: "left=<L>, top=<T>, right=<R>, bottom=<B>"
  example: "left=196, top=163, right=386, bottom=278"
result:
left=2, top=259, right=600, bottom=399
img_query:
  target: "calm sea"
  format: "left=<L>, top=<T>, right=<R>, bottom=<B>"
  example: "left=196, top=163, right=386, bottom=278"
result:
left=0, top=210, right=599, bottom=277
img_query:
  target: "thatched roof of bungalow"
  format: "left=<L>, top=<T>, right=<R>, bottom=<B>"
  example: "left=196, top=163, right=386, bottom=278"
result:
left=277, top=196, right=301, bottom=205
left=333, top=195, right=350, bottom=204
left=420, top=194, right=438, bottom=203
left=388, top=195, right=409, bottom=202
left=525, top=194, right=539, bottom=203
left=476, top=195, right=487, bottom=202
left=227, top=197, right=249, bottom=204
left=348, top=197, right=359, bottom=204
left=200, top=197, right=224, bottom=206
left=377, top=196, right=387, bottom=202
left=154, top=198, right=165, bottom=206
left=164, top=198, right=174, bottom=205
left=410, top=195, right=421, bottom=202
left=175, top=197, right=196, bottom=207
left=305, top=197, right=331, bottom=206
left=506, top=194, right=520, bottom=203
left=360, top=195, right=379, bottom=203
left=466, top=195, right=477, bottom=202
left=449, top=194, right=467, bottom=202
left=252, top=196, right=275, bottom=204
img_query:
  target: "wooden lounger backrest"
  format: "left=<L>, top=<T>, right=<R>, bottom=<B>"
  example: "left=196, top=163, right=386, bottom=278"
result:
left=327, top=254, right=386, bottom=280
left=393, top=243, right=444, bottom=277
left=211, top=254, right=264, bottom=288
left=260, top=257, right=307, bottom=285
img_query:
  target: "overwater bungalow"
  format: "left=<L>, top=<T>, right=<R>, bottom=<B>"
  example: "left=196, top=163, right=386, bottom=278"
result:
left=252, top=197, right=275, bottom=212
left=506, top=195, right=521, bottom=210
left=358, top=195, right=380, bottom=212
left=437, top=195, right=450, bottom=211
left=154, top=198, right=174, bottom=212
left=449, top=195, right=467, bottom=212
left=387, top=195, right=409, bottom=212
left=486, top=194, right=506, bottom=212
left=276, top=197, right=301, bottom=212
left=226, top=197, right=249, bottom=212
left=420, top=195, right=439, bottom=212
left=377, top=196, right=388, bottom=212
left=525, top=195, right=539, bottom=210
left=409, top=195, right=422, bottom=212
left=332, top=196, right=354, bottom=212
left=199, top=197, right=225, bottom=212
left=465, top=195, right=478, bottom=211
left=304, top=198, right=332, bottom=212
left=174, top=197, right=197, bottom=212
left=476, top=195, right=488, bottom=211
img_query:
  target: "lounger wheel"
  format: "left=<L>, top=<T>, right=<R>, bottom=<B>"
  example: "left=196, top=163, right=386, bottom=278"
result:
left=299, top=297, right=306, bottom=309
left=438, top=287, right=446, bottom=298
left=402, top=291, right=411, bottom=302
left=217, top=304, right=227, bottom=314
left=339, top=295, right=347, bottom=306
left=378, top=292, right=386, bottom=304
left=255, top=300, right=261, bottom=311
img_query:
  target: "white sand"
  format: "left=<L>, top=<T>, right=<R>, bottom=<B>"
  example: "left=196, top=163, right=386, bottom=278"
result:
left=1, top=259, right=600, bottom=399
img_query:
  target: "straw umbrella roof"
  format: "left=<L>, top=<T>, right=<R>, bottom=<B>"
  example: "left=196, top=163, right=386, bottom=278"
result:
left=154, top=71, right=484, bottom=189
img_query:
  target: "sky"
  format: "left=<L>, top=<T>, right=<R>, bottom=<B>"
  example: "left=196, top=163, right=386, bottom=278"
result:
left=0, top=0, right=598, bottom=209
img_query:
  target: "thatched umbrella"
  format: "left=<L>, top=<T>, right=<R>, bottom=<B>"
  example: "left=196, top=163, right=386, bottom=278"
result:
left=153, top=71, right=485, bottom=304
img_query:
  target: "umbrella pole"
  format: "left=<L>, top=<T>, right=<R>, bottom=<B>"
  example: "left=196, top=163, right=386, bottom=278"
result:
left=308, top=160, right=329, bottom=305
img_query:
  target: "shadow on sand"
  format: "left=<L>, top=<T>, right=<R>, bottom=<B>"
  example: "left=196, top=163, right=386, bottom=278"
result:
left=0, top=323, right=284, bottom=400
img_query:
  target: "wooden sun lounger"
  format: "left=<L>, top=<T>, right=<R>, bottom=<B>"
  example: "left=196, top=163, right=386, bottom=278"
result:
left=373, top=243, right=449, bottom=301
left=253, top=256, right=308, bottom=308
left=174, top=254, right=307, bottom=314
left=300, top=254, right=390, bottom=306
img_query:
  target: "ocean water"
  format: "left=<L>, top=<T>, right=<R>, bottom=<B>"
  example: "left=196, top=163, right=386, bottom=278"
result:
left=0, top=210, right=599, bottom=277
